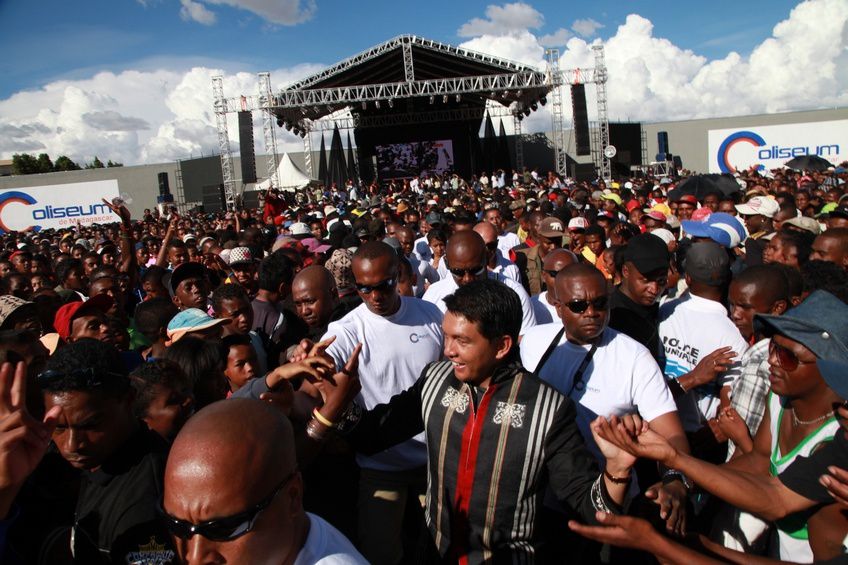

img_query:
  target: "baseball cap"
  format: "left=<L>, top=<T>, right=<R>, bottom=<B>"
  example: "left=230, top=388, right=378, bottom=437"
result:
left=641, top=210, right=667, bottom=223
left=0, top=296, right=36, bottom=329
left=681, top=212, right=747, bottom=248
left=625, top=200, right=641, bottom=213
left=169, top=262, right=207, bottom=295
left=568, top=217, right=589, bottom=231
left=684, top=242, right=730, bottom=286
left=166, top=308, right=230, bottom=344
left=735, top=196, right=779, bottom=218
left=302, top=238, right=332, bottom=254
left=651, top=228, right=676, bottom=246
left=754, top=290, right=848, bottom=376
left=53, top=294, right=114, bottom=341
left=228, top=247, right=255, bottom=267
left=425, top=212, right=444, bottom=226
left=537, top=217, right=567, bottom=239
left=183, top=234, right=197, bottom=244
left=290, top=222, right=311, bottom=236
left=622, top=233, right=670, bottom=275
left=676, top=194, right=699, bottom=207
left=601, top=193, right=622, bottom=206
left=782, top=216, right=821, bottom=235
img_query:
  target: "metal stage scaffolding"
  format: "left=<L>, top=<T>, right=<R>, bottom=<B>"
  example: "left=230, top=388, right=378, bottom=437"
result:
left=212, top=35, right=611, bottom=195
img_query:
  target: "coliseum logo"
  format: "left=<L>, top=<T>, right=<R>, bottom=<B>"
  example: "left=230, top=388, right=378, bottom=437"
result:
left=717, top=130, right=841, bottom=174
left=0, top=191, right=39, bottom=233
left=0, top=190, right=113, bottom=234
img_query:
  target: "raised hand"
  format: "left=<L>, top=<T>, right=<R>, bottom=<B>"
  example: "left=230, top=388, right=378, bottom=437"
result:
left=591, top=415, right=637, bottom=472
left=265, top=356, right=335, bottom=390
left=0, top=361, right=62, bottom=517
left=101, top=198, right=131, bottom=226
left=687, top=346, right=737, bottom=389
left=319, top=343, right=363, bottom=418
left=568, top=512, right=661, bottom=553
left=645, top=480, right=688, bottom=536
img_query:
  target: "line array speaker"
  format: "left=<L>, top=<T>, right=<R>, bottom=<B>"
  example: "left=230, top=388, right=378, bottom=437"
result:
left=238, top=111, right=256, bottom=184
left=571, top=84, right=590, bottom=156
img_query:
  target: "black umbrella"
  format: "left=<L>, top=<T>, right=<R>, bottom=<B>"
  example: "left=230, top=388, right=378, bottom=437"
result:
left=327, top=124, right=347, bottom=188
left=784, top=154, right=834, bottom=172
left=671, top=174, right=741, bottom=201
left=318, top=134, right=328, bottom=186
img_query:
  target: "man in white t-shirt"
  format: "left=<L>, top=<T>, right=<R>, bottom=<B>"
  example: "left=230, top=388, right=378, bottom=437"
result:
left=529, top=248, right=577, bottom=324
left=422, top=231, right=536, bottom=336
left=397, top=226, right=439, bottom=296
left=659, top=242, right=748, bottom=458
left=473, top=221, right=520, bottom=283
left=323, top=242, right=444, bottom=564
left=520, top=263, right=690, bottom=532
left=483, top=207, right=520, bottom=257
left=163, top=399, right=366, bottom=565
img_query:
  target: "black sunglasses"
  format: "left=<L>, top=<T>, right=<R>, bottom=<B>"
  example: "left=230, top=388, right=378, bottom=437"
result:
left=159, top=470, right=297, bottom=542
left=769, top=340, right=814, bottom=372
left=37, top=368, right=126, bottom=389
left=562, top=296, right=609, bottom=314
left=449, top=265, right=486, bottom=278
left=355, top=277, right=397, bottom=294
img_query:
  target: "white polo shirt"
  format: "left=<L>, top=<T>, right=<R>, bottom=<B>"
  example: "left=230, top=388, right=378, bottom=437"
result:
left=659, top=292, right=748, bottom=432
left=520, top=324, right=676, bottom=462
left=323, top=297, right=444, bottom=472
left=422, top=272, right=537, bottom=335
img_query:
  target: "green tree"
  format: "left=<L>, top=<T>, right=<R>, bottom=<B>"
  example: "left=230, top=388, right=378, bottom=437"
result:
left=11, top=153, right=38, bottom=175
left=54, top=155, right=81, bottom=171
left=35, top=153, right=54, bottom=174
left=106, top=160, right=123, bottom=168
left=85, top=156, right=105, bottom=169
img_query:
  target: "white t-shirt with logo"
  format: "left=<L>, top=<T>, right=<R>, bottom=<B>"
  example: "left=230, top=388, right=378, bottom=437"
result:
left=520, top=324, right=676, bottom=461
left=407, top=254, right=440, bottom=297
left=323, top=297, right=444, bottom=471
left=422, top=272, right=537, bottom=336
left=530, top=290, right=559, bottom=325
left=659, top=293, right=748, bottom=432
left=293, top=513, right=368, bottom=565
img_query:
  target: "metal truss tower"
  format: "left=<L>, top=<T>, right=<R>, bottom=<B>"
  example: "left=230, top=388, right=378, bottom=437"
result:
left=545, top=48, right=566, bottom=178
left=512, top=114, right=524, bottom=173
left=302, top=121, right=314, bottom=178
left=212, top=76, right=236, bottom=210
left=592, top=44, right=611, bottom=181
left=258, top=72, right=280, bottom=190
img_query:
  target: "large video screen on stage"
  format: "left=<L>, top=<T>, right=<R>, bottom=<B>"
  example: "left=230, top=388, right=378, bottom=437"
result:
left=375, top=140, right=454, bottom=178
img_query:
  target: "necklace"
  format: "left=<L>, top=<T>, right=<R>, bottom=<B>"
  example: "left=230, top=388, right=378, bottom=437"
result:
left=792, top=408, right=834, bottom=427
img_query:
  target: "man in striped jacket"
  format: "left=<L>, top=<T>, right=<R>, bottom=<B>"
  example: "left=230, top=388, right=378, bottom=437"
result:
left=314, top=279, right=635, bottom=563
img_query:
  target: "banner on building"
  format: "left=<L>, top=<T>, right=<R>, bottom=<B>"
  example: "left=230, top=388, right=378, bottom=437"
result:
left=0, top=180, right=120, bottom=233
left=708, top=120, right=848, bottom=174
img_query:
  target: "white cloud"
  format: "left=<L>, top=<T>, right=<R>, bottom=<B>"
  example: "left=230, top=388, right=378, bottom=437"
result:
left=180, top=0, right=217, bottom=25
left=539, top=28, right=572, bottom=47
left=182, top=0, right=317, bottom=26
left=571, top=17, right=604, bottom=38
left=458, top=3, right=543, bottom=37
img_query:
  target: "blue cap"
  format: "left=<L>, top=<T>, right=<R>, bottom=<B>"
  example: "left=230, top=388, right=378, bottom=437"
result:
left=682, top=212, right=747, bottom=248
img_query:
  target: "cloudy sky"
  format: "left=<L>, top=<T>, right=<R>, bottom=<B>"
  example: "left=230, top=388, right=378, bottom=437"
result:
left=0, top=0, right=845, bottom=166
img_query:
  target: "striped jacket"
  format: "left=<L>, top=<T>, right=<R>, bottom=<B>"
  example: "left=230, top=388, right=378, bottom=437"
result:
left=341, top=358, right=619, bottom=564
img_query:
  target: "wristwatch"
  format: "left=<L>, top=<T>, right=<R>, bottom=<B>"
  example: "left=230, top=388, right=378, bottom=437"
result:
left=662, top=469, right=692, bottom=490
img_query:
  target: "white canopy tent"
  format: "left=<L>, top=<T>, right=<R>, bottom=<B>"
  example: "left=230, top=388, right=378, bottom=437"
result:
left=256, top=153, right=314, bottom=192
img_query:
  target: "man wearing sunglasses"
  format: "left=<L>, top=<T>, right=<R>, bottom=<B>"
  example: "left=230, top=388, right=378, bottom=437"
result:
left=530, top=248, right=578, bottom=324
left=38, top=339, right=177, bottom=564
left=423, top=231, right=536, bottom=337
left=472, top=221, right=521, bottom=284
left=321, top=241, right=444, bottom=564
left=162, top=398, right=365, bottom=564
left=520, top=263, right=690, bottom=535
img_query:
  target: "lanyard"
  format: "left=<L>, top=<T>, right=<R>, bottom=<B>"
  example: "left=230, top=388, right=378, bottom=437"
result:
left=532, top=327, right=598, bottom=398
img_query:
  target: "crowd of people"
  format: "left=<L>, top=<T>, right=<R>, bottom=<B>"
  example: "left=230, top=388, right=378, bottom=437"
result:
left=0, top=161, right=847, bottom=564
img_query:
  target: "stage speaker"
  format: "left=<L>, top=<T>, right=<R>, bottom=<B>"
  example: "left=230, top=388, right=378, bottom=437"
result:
left=657, top=131, right=669, bottom=161
left=238, top=111, right=256, bottom=184
left=241, top=190, right=260, bottom=210
left=202, top=184, right=225, bottom=212
left=158, top=172, right=170, bottom=196
left=571, top=84, right=590, bottom=156
left=672, top=155, right=683, bottom=169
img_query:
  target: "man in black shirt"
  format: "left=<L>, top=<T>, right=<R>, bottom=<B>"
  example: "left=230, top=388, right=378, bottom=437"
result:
left=40, top=339, right=176, bottom=564
left=609, top=233, right=670, bottom=368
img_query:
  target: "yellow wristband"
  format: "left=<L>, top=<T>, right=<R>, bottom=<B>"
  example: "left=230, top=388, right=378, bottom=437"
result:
left=312, top=408, right=336, bottom=428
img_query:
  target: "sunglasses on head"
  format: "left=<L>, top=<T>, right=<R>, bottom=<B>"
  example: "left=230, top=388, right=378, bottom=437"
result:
left=561, top=296, right=609, bottom=314
left=159, top=470, right=296, bottom=542
left=449, top=265, right=486, bottom=278
left=355, top=277, right=397, bottom=294
left=769, top=340, right=814, bottom=372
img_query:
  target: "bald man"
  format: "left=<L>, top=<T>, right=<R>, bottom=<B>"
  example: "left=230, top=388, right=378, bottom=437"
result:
left=810, top=228, right=848, bottom=270
left=530, top=248, right=578, bottom=324
left=162, top=399, right=365, bottom=564
left=292, top=265, right=353, bottom=340
left=473, top=221, right=521, bottom=283
left=422, top=231, right=537, bottom=335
